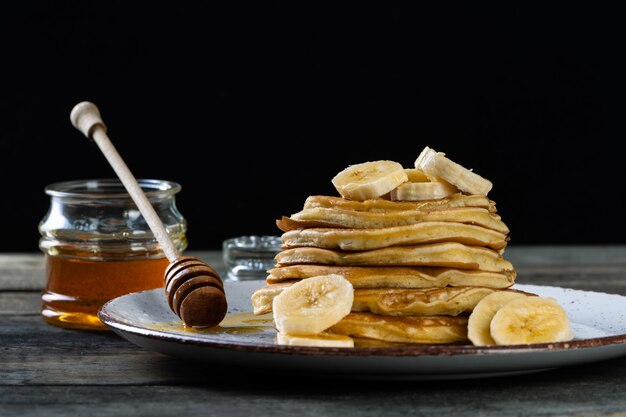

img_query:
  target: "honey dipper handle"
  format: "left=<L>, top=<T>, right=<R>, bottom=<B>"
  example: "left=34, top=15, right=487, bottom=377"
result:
left=70, top=101, right=180, bottom=262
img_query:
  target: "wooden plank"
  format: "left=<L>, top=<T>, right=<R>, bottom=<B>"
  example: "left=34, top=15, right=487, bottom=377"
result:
left=0, top=292, right=41, bottom=315
left=516, top=265, right=626, bottom=295
left=0, top=254, right=45, bottom=291
left=0, top=316, right=211, bottom=385
left=505, top=245, right=626, bottom=266
left=1, top=359, right=626, bottom=417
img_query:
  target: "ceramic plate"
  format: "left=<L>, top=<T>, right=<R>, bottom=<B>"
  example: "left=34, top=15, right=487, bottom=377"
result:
left=99, top=282, right=626, bottom=380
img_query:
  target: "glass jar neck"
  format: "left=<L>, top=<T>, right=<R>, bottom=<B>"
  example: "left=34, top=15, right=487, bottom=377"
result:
left=39, top=179, right=187, bottom=260
left=44, top=178, right=181, bottom=200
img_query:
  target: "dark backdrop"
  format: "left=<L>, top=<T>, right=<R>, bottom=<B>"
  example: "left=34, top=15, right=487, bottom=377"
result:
left=2, top=3, right=624, bottom=252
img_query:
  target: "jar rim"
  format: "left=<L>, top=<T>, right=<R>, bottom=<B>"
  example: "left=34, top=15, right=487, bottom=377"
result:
left=44, top=179, right=181, bottom=199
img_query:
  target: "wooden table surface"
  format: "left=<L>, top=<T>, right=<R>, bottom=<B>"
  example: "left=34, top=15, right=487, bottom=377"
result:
left=2, top=246, right=626, bottom=417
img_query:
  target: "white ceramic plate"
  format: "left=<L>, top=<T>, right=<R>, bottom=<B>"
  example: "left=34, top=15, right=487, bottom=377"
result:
left=99, top=282, right=626, bottom=380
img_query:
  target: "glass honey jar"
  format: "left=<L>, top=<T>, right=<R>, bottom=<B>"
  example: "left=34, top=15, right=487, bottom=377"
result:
left=38, top=179, right=187, bottom=330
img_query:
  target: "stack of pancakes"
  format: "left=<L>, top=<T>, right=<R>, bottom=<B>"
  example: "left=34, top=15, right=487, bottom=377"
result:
left=252, top=193, right=519, bottom=346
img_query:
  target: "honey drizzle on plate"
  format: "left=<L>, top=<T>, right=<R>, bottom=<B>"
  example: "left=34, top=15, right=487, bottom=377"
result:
left=150, top=312, right=274, bottom=335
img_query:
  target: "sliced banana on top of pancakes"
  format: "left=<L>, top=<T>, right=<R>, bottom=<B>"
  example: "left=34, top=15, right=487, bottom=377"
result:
left=331, top=160, right=408, bottom=201
left=330, top=146, right=492, bottom=202
left=415, top=146, right=493, bottom=197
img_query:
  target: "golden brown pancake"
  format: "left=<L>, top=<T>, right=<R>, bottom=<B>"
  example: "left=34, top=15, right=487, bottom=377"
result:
left=278, top=206, right=508, bottom=234
left=329, top=312, right=469, bottom=344
left=251, top=283, right=528, bottom=316
left=304, top=194, right=497, bottom=213
left=267, top=265, right=515, bottom=288
left=281, top=221, right=508, bottom=251
left=352, top=287, right=531, bottom=316
left=275, top=243, right=514, bottom=272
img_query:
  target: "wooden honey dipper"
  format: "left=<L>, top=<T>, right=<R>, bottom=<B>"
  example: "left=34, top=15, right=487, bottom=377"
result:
left=70, top=101, right=227, bottom=327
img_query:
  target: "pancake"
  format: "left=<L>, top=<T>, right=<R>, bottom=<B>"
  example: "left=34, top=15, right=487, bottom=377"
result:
left=275, top=243, right=514, bottom=272
left=304, top=194, right=497, bottom=213
left=278, top=206, right=509, bottom=234
left=267, top=265, right=515, bottom=288
left=329, top=312, right=469, bottom=344
left=352, top=287, right=531, bottom=316
left=281, top=221, right=508, bottom=251
left=251, top=282, right=528, bottom=315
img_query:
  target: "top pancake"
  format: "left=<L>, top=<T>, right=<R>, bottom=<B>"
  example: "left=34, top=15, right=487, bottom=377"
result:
left=304, top=194, right=497, bottom=213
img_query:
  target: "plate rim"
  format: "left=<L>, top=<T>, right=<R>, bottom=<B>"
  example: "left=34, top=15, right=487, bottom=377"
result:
left=98, top=284, right=626, bottom=357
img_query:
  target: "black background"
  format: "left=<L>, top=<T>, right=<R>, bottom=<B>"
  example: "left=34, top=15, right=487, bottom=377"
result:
left=2, top=3, right=624, bottom=252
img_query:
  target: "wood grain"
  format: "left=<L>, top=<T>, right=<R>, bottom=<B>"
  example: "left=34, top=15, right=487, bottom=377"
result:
left=1, top=358, right=626, bottom=416
left=0, top=292, right=41, bottom=315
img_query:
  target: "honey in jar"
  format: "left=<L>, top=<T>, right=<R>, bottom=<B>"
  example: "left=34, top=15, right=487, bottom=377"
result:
left=39, top=179, right=187, bottom=330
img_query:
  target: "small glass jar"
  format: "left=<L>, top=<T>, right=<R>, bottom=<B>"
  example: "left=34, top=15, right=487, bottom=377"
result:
left=38, top=179, right=187, bottom=330
left=222, top=235, right=282, bottom=280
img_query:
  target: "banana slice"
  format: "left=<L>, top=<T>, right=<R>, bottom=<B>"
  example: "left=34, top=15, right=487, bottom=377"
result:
left=404, top=168, right=430, bottom=182
left=390, top=181, right=459, bottom=201
left=490, top=297, right=574, bottom=345
left=272, top=274, right=354, bottom=335
left=467, top=291, right=529, bottom=346
left=276, top=332, right=354, bottom=347
left=332, top=160, right=408, bottom=201
left=415, top=147, right=493, bottom=196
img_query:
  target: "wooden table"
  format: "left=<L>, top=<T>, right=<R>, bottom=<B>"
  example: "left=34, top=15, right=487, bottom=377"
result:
left=2, top=247, right=626, bottom=417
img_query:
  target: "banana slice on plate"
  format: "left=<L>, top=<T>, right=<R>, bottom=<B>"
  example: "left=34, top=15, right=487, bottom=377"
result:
left=272, top=274, right=354, bottom=335
left=276, top=332, right=354, bottom=347
left=415, top=147, right=493, bottom=196
left=467, top=291, right=529, bottom=346
left=332, top=160, right=407, bottom=201
left=490, top=297, right=574, bottom=345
